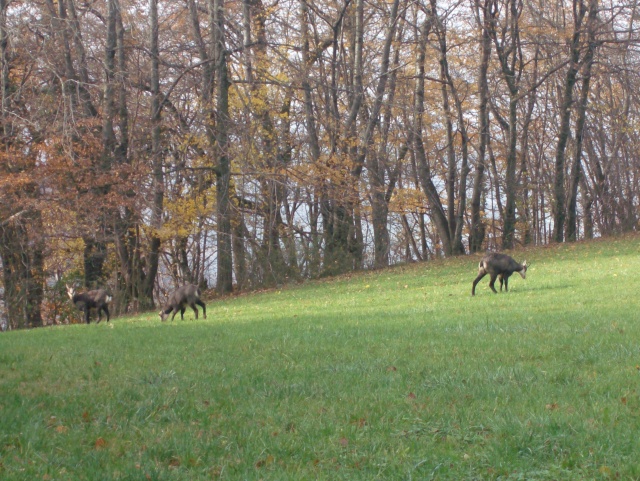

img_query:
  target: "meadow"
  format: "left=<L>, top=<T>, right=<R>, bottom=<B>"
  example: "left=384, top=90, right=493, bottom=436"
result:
left=1, top=236, right=640, bottom=480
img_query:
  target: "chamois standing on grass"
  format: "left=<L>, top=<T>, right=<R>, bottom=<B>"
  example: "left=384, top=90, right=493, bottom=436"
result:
left=472, top=253, right=528, bottom=296
left=159, top=284, right=206, bottom=322
left=66, top=285, right=113, bottom=323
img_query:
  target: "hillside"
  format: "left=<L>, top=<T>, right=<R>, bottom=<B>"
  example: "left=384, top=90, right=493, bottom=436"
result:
left=1, top=236, right=640, bottom=480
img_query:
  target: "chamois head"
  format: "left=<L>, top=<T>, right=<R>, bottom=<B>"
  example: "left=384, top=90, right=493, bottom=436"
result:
left=66, top=284, right=76, bottom=300
left=519, top=260, right=528, bottom=279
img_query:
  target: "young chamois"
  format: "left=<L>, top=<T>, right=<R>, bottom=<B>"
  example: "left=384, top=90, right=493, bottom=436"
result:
left=159, top=284, right=206, bottom=322
left=472, top=253, right=528, bottom=296
left=66, top=285, right=113, bottom=323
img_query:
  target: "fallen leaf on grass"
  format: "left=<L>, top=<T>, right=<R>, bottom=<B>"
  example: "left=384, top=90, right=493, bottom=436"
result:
left=55, top=425, right=68, bottom=433
left=94, top=438, right=107, bottom=450
left=350, top=418, right=367, bottom=428
left=545, top=403, right=558, bottom=411
left=599, top=465, right=612, bottom=476
left=255, top=455, right=274, bottom=468
left=339, top=437, right=349, bottom=447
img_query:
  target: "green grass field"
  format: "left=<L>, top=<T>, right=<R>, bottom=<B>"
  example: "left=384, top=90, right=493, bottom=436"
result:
left=2, top=236, right=640, bottom=480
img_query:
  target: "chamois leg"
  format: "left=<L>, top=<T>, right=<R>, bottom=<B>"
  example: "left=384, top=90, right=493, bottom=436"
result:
left=102, top=305, right=110, bottom=322
left=499, top=274, right=504, bottom=292
left=488, top=274, right=498, bottom=293
left=472, top=271, right=487, bottom=296
left=196, top=299, right=206, bottom=319
left=84, top=307, right=91, bottom=324
left=503, top=275, right=509, bottom=292
left=190, top=303, right=199, bottom=319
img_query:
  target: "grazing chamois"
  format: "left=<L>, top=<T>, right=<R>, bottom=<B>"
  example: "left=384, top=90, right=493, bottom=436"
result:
left=159, top=284, right=206, bottom=322
left=66, top=285, right=113, bottom=323
left=472, top=253, right=528, bottom=296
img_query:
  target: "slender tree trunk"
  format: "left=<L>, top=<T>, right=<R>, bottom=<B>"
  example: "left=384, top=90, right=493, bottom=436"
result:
left=488, top=0, right=523, bottom=250
left=213, top=0, right=233, bottom=294
left=517, top=47, right=540, bottom=246
left=470, top=0, right=492, bottom=252
left=431, top=0, right=469, bottom=255
left=502, top=94, right=518, bottom=249
left=353, top=0, right=400, bottom=267
left=0, top=1, right=44, bottom=329
left=141, top=0, right=163, bottom=309
left=553, top=0, right=586, bottom=242
left=413, top=18, right=451, bottom=256
left=566, top=0, right=597, bottom=241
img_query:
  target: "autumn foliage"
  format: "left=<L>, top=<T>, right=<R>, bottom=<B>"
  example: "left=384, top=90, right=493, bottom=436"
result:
left=1, top=0, right=639, bottom=328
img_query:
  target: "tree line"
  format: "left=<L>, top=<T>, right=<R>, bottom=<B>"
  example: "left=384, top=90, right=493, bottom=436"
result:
left=1, top=0, right=638, bottom=329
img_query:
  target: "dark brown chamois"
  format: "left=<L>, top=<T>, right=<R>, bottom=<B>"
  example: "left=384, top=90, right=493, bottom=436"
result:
left=66, top=285, right=113, bottom=323
left=472, top=253, right=528, bottom=296
left=159, top=284, right=206, bottom=322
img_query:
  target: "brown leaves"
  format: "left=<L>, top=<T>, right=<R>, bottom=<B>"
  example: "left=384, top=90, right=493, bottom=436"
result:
left=48, top=416, right=67, bottom=434
left=350, top=418, right=367, bottom=428
left=255, top=454, right=274, bottom=468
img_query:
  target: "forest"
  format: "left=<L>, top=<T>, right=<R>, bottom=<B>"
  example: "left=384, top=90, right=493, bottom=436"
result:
left=0, top=0, right=638, bottom=329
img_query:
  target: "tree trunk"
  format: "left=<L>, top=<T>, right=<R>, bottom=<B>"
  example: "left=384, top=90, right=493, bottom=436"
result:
left=553, top=0, right=586, bottom=242
left=431, top=0, right=469, bottom=255
left=213, top=0, right=233, bottom=294
left=413, top=18, right=451, bottom=256
left=141, top=0, right=163, bottom=309
left=354, top=0, right=400, bottom=268
left=567, top=0, right=598, bottom=241
left=487, top=0, right=523, bottom=250
left=470, top=0, right=492, bottom=252
left=0, top=1, right=43, bottom=329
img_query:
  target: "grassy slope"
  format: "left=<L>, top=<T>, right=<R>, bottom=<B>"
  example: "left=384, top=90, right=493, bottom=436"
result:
left=1, top=236, right=640, bottom=480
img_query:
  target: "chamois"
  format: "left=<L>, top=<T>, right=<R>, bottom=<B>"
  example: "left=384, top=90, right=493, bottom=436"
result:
left=159, top=284, right=206, bottom=322
left=66, top=285, right=112, bottom=323
left=472, top=253, right=528, bottom=296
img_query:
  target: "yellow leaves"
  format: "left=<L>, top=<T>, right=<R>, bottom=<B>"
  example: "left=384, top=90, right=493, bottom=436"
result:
left=390, top=188, right=426, bottom=213
left=161, top=190, right=216, bottom=240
